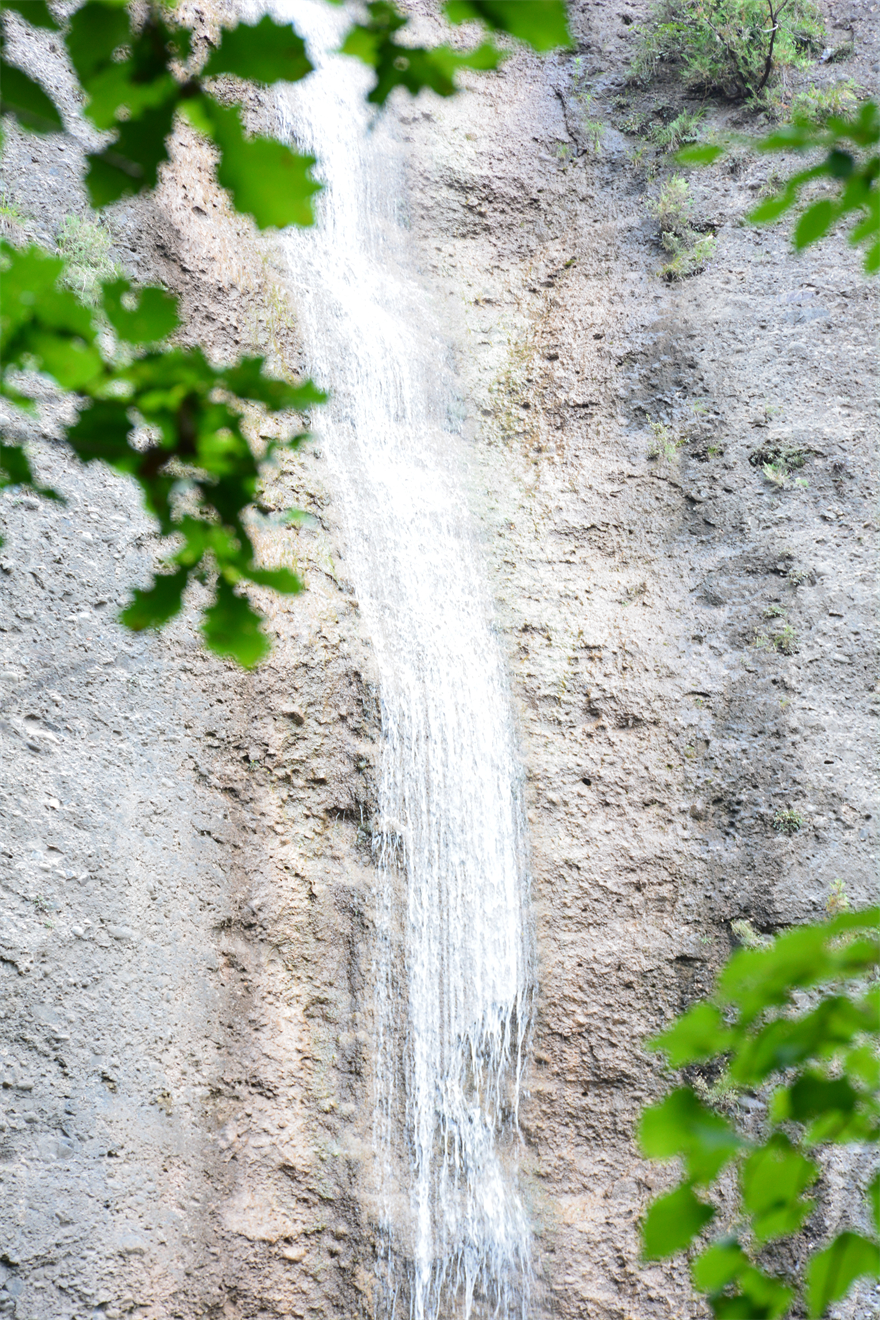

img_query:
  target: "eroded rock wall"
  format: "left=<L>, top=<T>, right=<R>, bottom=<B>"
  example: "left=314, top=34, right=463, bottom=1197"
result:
left=403, top=1, right=878, bottom=1315
left=0, top=0, right=877, bottom=1317
left=0, top=11, right=380, bottom=1317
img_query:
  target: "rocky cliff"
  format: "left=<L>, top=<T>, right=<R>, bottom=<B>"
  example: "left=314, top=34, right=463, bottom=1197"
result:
left=0, top=1, right=877, bottom=1317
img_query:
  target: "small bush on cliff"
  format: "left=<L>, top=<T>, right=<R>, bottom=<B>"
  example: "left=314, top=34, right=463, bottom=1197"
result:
left=633, top=0, right=825, bottom=101
left=648, top=174, right=692, bottom=232
left=638, top=905, right=880, bottom=1318
left=56, top=215, right=121, bottom=305
left=789, top=78, right=864, bottom=124
left=647, top=176, right=717, bottom=277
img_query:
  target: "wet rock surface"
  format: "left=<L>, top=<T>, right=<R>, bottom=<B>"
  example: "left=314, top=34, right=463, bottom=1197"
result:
left=0, top=0, right=878, bottom=1317
left=404, top=0, right=878, bottom=1315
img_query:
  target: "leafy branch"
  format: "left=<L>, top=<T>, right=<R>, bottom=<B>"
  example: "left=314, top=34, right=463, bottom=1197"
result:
left=639, top=907, right=880, bottom=1318
left=0, top=0, right=570, bottom=663
left=1, top=240, right=324, bottom=664
left=679, top=101, right=880, bottom=271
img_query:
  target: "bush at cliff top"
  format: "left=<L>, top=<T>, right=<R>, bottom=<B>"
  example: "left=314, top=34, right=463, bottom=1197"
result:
left=638, top=905, right=880, bottom=1318
left=633, top=0, right=825, bottom=100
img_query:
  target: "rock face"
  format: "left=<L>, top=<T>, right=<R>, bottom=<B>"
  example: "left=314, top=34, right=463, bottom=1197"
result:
left=0, top=1, right=877, bottom=1318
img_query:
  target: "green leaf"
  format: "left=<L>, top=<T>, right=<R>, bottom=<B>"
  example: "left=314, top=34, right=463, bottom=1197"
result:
left=849, top=192, right=880, bottom=245
left=443, top=0, right=571, bottom=51
left=639, top=1088, right=744, bottom=1185
left=189, top=97, right=320, bottom=229
left=775, top=1071, right=861, bottom=1126
left=718, top=912, right=879, bottom=1026
left=794, top=200, right=838, bottom=249
left=26, top=329, right=104, bottom=390
left=712, top=1300, right=771, bottom=1318
left=650, top=1001, right=734, bottom=1067
left=846, top=1044, right=880, bottom=1091
left=101, top=278, right=180, bottom=344
left=83, top=63, right=178, bottom=133
left=692, top=1238, right=748, bottom=1293
left=730, top=993, right=877, bottom=1086
left=642, top=1183, right=715, bottom=1259
left=0, top=58, right=64, bottom=133
left=749, top=192, right=798, bottom=224
left=66, top=0, right=131, bottom=91
left=824, top=904, right=880, bottom=940
left=806, top=1232, right=880, bottom=1318
left=0, top=441, right=32, bottom=488
left=222, top=357, right=327, bottom=411
left=718, top=1267, right=795, bottom=1320
left=693, top=1241, right=795, bottom=1317
left=247, top=565, right=304, bottom=593
left=756, top=122, right=824, bottom=154
left=869, top=1172, right=880, bottom=1236
left=825, top=148, right=855, bottom=180
left=68, top=3, right=188, bottom=130
left=340, top=1, right=502, bottom=105
left=0, top=243, right=105, bottom=389
left=119, top=567, right=189, bottom=631
left=0, top=441, right=59, bottom=501
left=0, top=1, right=59, bottom=30
left=202, top=15, right=313, bottom=84
left=0, top=243, right=94, bottom=356
left=676, top=143, right=724, bottom=166
left=202, top=579, right=270, bottom=667
left=67, top=399, right=137, bottom=470
left=740, top=1136, right=817, bottom=1243
left=85, top=96, right=178, bottom=206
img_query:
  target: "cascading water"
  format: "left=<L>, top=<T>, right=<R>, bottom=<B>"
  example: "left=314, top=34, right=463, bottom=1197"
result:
left=269, top=5, right=533, bottom=1314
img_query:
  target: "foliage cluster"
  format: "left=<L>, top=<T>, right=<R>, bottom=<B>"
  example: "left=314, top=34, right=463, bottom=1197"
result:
left=772, top=806, right=804, bottom=833
left=0, top=0, right=570, bottom=663
left=749, top=441, right=809, bottom=487
left=56, top=214, right=121, bottom=305
left=650, top=107, right=705, bottom=152
left=647, top=175, right=717, bottom=277
left=633, top=0, right=825, bottom=101
left=639, top=907, right=880, bottom=1318
left=678, top=100, right=879, bottom=272
left=747, top=103, right=880, bottom=271
left=646, top=415, right=685, bottom=461
left=755, top=620, right=798, bottom=655
left=2, top=238, right=322, bottom=664
left=789, top=78, right=864, bottom=125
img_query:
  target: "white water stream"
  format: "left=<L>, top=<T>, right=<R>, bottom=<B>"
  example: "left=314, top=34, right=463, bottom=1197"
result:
left=269, top=6, right=533, bottom=1314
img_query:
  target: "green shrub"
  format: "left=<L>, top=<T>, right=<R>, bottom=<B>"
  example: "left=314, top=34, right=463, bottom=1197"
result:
left=649, top=173, right=692, bottom=235
left=749, top=442, right=808, bottom=486
left=755, top=622, right=799, bottom=655
left=790, top=78, right=863, bottom=123
left=648, top=176, right=717, bottom=277
left=633, top=0, right=825, bottom=100
left=660, top=230, right=717, bottom=277
left=0, top=190, right=27, bottom=232
left=56, top=215, right=121, bottom=305
left=773, top=806, right=804, bottom=833
left=647, top=415, right=685, bottom=460
left=570, top=77, right=604, bottom=152
left=650, top=108, right=706, bottom=151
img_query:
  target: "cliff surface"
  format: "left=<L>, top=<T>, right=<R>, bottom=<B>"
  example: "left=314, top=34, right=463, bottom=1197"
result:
left=0, top=1, right=877, bottom=1317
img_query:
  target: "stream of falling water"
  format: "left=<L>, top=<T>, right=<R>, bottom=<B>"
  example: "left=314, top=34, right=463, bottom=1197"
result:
left=269, top=5, right=533, bottom=1314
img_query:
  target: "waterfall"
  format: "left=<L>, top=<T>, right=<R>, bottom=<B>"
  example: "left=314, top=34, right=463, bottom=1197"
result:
left=270, top=5, right=533, bottom=1314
